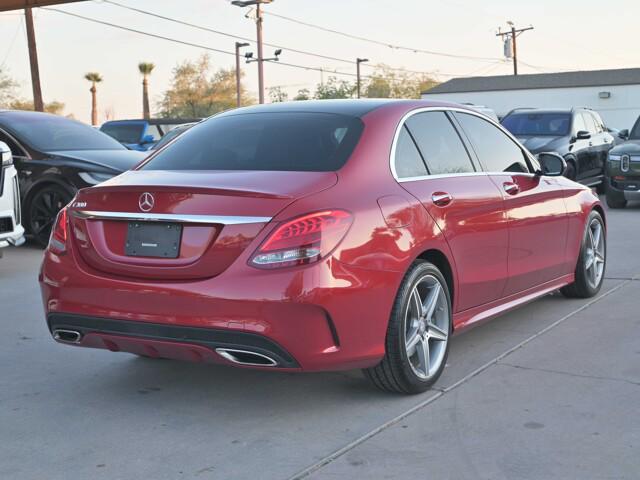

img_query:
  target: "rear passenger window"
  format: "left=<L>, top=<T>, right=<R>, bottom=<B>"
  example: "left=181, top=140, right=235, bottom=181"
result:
left=394, top=126, right=428, bottom=179
left=455, top=112, right=529, bottom=173
left=405, top=112, right=475, bottom=175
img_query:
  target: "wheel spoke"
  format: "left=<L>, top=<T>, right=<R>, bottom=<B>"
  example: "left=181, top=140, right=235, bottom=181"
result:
left=428, top=322, right=448, bottom=342
left=416, top=336, right=430, bottom=377
left=588, top=227, right=596, bottom=250
left=592, top=223, right=602, bottom=251
left=406, top=330, right=421, bottom=357
left=422, top=283, right=441, bottom=321
left=585, top=254, right=594, bottom=270
left=411, top=288, right=424, bottom=319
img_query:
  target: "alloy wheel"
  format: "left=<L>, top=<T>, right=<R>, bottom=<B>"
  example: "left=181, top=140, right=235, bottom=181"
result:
left=404, top=274, right=450, bottom=380
left=585, top=218, right=605, bottom=289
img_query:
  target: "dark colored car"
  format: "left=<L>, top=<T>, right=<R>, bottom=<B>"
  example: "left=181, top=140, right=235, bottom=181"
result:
left=40, top=100, right=606, bottom=394
left=0, top=111, right=146, bottom=245
left=150, top=122, right=197, bottom=151
left=605, top=115, right=640, bottom=208
left=501, top=108, right=615, bottom=190
left=101, top=119, right=200, bottom=151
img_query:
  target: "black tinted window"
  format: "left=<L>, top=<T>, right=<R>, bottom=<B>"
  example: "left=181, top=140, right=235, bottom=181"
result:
left=101, top=123, right=145, bottom=144
left=456, top=112, right=529, bottom=173
left=502, top=112, right=571, bottom=136
left=405, top=112, right=475, bottom=175
left=2, top=113, right=125, bottom=151
left=394, top=126, right=427, bottom=178
left=142, top=112, right=363, bottom=172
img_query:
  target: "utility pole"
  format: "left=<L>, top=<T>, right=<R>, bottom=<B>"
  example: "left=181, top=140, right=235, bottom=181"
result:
left=235, top=42, right=249, bottom=108
left=24, top=7, right=44, bottom=112
left=232, top=0, right=273, bottom=104
left=496, top=23, right=534, bottom=76
left=356, top=58, right=368, bottom=98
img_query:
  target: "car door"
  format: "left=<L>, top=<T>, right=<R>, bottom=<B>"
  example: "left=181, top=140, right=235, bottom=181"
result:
left=588, top=111, right=613, bottom=180
left=393, top=110, right=509, bottom=312
left=453, top=111, right=569, bottom=296
left=0, top=128, right=31, bottom=198
left=570, top=112, right=593, bottom=181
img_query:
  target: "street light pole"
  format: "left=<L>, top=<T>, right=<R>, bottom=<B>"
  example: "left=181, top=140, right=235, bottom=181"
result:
left=235, top=42, right=249, bottom=108
left=232, top=0, right=273, bottom=104
left=356, top=58, right=368, bottom=99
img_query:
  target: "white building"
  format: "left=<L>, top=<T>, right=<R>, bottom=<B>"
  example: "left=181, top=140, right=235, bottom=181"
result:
left=422, top=68, right=640, bottom=130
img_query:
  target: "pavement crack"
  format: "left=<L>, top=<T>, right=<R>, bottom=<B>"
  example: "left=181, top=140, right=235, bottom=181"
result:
left=498, top=362, right=640, bottom=387
left=285, top=279, right=632, bottom=480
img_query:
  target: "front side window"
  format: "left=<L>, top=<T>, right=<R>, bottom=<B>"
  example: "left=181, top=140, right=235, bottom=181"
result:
left=573, top=113, right=587, bottom=134
left=456, top=112, right=530, bottom=174
left=405, top=111, right=475, bottom=175
left=393, top=126, right=427, bottom=179
left=581, top=113, right=597, bottom=134
left=142, top=112, right=364, bottom=172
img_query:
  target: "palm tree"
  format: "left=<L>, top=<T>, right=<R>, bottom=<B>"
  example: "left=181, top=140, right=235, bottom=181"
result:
left=138, top=62, right=155, bottom=119
left=84, top=72, right=103, bottom=126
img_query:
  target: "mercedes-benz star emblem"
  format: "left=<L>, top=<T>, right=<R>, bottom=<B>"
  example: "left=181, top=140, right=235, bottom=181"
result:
left=139, top=192, right=155, bottom=212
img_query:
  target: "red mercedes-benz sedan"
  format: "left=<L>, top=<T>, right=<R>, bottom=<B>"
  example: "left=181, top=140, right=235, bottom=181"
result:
left=39, top=100, right=606, bottom=394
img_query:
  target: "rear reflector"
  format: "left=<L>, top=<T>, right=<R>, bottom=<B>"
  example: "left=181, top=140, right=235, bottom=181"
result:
left=250, top=210, right=352, bottom=269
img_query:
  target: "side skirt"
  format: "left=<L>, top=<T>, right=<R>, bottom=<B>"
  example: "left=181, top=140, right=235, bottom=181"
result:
left=452, top=274, right=575, bottom=333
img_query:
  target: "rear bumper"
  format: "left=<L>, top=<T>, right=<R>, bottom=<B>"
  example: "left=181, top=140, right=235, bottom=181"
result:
left=48, top=313, right=299, bottom=368
left=40, top=244, right=401, bottom=372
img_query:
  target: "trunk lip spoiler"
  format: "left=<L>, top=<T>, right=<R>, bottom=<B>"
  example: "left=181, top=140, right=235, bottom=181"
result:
left=72, top=210, right=272, bottom=225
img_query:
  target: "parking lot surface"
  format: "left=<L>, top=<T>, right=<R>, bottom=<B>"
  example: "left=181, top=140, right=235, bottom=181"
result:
left=1, top=200, right=638, bottom=480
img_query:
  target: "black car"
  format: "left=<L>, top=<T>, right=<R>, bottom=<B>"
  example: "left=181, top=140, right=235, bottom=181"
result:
left=501, top=108, right=615, bottom=189
left=604, top=115, right=640, bottom=208
left=0, top=111, right=146, bottom=245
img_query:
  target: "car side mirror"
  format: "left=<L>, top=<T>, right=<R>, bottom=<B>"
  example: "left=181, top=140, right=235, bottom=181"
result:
left=536, top=152, right=566, bottom=177
left=0, top=141, right=13, bottom=166
left=619, top=129, right=629, bottom=139
left=141, top=134, right=155, bottom=144
left=576, top=130, right=591, bottom=140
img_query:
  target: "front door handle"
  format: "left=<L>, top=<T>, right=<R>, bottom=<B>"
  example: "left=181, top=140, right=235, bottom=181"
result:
left=431, top=192, right=453, bottom=207
left=503, top=182, right=520, bottom=195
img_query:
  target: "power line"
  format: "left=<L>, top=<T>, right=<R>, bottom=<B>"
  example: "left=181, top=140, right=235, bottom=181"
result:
left=263, top=10, right=503, bottom=62
left=99, top=0, right=433, bottom=77
left=42, top=7, right=374, bottom=80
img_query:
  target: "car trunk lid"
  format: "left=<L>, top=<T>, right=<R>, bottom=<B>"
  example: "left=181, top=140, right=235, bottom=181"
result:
left=69, top=170, right=337, bottom=280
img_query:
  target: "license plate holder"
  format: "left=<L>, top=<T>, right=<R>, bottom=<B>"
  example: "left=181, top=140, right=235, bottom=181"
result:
left=125, top=222, right=182, bottom=258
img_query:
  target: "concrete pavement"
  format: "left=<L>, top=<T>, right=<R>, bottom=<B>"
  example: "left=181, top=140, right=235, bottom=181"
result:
left=0, top=200, right=638, bottom=479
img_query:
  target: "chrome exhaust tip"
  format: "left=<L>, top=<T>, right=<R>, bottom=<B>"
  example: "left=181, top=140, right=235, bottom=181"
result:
left=215, top=348, right=278, bottom=367
left=52, top=329, right=82, bottom=344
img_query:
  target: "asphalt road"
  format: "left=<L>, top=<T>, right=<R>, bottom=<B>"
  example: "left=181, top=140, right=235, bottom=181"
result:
left=1, top=199, right=638, bottom=480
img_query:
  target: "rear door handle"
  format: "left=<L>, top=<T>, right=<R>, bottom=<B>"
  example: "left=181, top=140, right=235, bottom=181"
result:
left=503, top=182, right=520, bottom=195
left=431, top=192, right=453, bottom=207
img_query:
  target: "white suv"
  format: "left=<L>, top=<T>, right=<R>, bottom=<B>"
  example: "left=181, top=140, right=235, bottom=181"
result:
left=0, top=141, right=24, bottom=256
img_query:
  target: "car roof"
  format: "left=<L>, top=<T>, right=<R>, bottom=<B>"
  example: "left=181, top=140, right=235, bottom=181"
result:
left=102, top=118, right=201, bottom=125
left=216, top=99, right=474, bottom=119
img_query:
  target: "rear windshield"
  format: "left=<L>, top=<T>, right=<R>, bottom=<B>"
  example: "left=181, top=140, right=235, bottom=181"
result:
left=141, top=112, right=364, bottom=172
left=101, top=123, right=145, bottom=144
left=502, top=113, right=571, bottom=137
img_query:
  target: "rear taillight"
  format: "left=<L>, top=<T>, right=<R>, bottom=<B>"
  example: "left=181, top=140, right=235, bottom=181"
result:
left=49, top=207, right=68, bottom=253
left=250, top=210, right=353, bottom=269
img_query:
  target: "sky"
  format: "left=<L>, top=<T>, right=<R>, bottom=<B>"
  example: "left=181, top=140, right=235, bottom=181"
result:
left=0, top=0, right=638, bottom=124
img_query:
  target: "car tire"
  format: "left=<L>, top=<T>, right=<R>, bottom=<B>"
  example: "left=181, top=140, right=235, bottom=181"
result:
left=561, top=210, right=606, bottom=298
left=363, top=260, right=452, bottom=394
left=26, top=184, right=74, bottom=247
left=605, top=188, right=627, bottom=209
